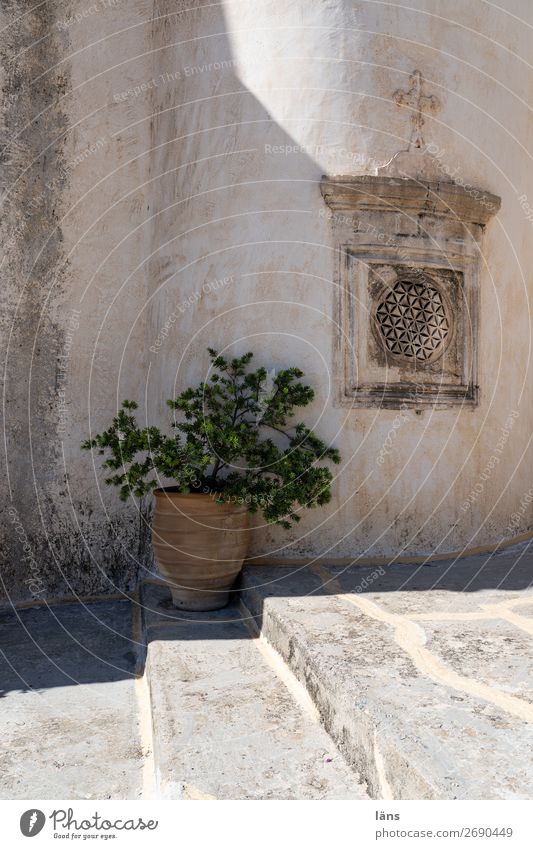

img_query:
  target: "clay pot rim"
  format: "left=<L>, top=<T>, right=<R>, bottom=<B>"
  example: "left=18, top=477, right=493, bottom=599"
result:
left=154, top=488, right=229, bottom=498
left=153, top=489, right=250, bottom=512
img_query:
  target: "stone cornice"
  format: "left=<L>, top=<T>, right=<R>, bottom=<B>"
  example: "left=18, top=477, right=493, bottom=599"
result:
left=320, top=175, right=501, bottom=226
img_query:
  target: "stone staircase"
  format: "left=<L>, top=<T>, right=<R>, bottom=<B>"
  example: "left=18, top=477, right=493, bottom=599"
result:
left=239, top=559, right=533, bottom=800
left=140, top=582, right=367, bottom=799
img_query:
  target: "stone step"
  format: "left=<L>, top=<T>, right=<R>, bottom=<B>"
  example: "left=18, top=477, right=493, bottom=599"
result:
left=239, top=563, right=533, bottom=800
left=141, top=582, right=368, bottom=799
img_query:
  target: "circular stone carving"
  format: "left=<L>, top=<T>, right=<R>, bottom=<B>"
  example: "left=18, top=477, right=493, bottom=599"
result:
left=375, top=278, right=450, bottom=362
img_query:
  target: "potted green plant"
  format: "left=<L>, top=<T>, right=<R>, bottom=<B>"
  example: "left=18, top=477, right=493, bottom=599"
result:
left=82, top=349, right=340, bottom=610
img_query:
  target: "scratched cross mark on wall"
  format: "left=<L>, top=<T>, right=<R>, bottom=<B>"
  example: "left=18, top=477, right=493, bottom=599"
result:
left=393, top=70, right=441, bottom=149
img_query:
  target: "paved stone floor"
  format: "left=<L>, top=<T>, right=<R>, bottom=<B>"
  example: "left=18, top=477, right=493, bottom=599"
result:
left=1, top=553, right=532, bottom=799
left=0, top=600, right=144, bottom=799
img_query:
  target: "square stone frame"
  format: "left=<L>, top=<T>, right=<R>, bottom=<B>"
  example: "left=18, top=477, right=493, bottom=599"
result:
left=321, top=175, right=501, bottom=411
left=337, top=241, right=479, bottom=409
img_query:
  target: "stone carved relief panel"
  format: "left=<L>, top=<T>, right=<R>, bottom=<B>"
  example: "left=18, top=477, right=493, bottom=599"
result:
left=321, top=175, right=500, bottom=409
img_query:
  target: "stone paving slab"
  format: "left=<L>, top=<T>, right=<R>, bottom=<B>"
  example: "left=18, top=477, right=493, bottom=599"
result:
left=239, top=563, right=533, bottom=799
left=141, top=582, right=368, bottom=800
left=422, top=619, right=533, bottom=705
left=0, top=601, right=143, bottom=799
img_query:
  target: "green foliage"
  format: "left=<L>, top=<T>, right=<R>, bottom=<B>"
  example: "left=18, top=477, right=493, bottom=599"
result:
left=82, top=349, right=340, bottom=527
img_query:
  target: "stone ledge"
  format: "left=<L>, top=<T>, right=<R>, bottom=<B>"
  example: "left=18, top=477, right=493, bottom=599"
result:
left=320, top=175, right=501, bottom=226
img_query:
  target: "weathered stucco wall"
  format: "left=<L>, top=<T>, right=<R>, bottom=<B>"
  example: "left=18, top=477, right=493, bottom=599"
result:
left=0, top=0, right=154, bottom=601
left=1, top=0, right=532, bottom=601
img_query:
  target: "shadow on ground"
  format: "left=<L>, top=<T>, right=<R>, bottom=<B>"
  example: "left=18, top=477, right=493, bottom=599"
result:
left=2, top=545, right=532, bottom=696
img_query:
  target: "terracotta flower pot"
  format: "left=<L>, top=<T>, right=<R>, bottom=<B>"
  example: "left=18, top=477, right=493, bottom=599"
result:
left=152, top=489, right=250, bottom=611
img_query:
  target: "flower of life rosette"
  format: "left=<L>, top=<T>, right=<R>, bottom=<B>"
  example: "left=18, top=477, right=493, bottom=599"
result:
left=375, top=278, right=450, bottom=362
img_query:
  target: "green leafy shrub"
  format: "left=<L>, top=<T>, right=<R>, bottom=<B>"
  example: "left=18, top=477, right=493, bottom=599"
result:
left=82, top=349, right=340, bottom=528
